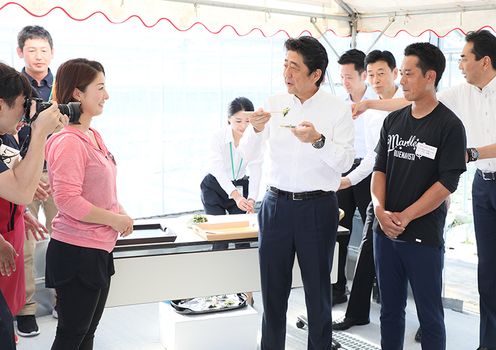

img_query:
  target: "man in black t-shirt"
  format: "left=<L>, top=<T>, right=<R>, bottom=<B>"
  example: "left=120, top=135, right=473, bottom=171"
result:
left=372, top=43, right=467, bottom=349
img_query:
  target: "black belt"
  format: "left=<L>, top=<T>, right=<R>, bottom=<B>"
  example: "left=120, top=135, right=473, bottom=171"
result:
left=353, top=157, right=363, bottom=165
left=268, top=186, right=333, bottom=201
left=477, top=169, right=496, bottom=181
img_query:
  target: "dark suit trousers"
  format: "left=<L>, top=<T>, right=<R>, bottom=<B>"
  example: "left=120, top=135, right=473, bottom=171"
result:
left=258, top=190, right=339, bottom=350
left=345, top=201, right=376, bottom=320
left=473, top=171, right=496, bottom=348
left=335, top=163, right=371, bottom=295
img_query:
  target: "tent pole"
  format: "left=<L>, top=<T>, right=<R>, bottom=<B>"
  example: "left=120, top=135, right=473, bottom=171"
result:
left=311, top=17, right=340, bottom=60
left=334, top=0, right=358, bottom=49
left=365, top=17, right=395, bottom=53
left=166, top=0, right=349, bottom=22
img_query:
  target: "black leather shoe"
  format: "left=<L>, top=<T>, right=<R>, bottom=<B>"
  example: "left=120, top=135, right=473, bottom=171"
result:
left=414, top=327, right=422, bottom=343
left=332, top=316, right=370, bottom=331
left=332, top=294, right=347, bottom=306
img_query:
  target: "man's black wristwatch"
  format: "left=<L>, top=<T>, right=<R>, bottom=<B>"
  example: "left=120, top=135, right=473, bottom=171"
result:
left=466, top=147, right=479, bottom=162
left=312, top=134, right=326, bottom=149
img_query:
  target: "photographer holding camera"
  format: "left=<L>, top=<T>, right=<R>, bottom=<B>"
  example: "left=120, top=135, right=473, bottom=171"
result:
left=0, top=62, right=66, bottom=350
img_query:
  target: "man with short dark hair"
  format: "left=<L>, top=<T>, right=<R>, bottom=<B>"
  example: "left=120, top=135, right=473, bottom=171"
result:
left=334, top=49, right=379, bottom=305
left=333, top=49, right=403, bottom=331
left=351, top=31, right=496, bottom=350
left=239, top=36, right=354, bottom=350
left=437, top=30, right=496, bottom=350
left=16, top=24, right=56, bottom=337
left=0, top=62, right=65, bottom=350
left=372, top=42, right=467, bottom=349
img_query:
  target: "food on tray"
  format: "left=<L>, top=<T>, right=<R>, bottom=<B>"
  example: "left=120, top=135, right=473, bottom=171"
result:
left=282, top=107, right=290, bottom=117
left=178, top=294, right=242, bottom=312
left=192, top=214, right=208, bottom=224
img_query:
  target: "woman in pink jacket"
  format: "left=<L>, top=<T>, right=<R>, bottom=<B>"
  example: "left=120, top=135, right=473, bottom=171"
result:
left=45, top=58, right=133, bottom=350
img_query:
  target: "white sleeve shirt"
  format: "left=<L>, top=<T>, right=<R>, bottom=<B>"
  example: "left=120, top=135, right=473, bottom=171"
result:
left=206, top=126, right=263, bottom=200
left=438, top=78, right=496, bottom=172
left=346, top=85, right=384, bottom=186
left=347, top=86, right=403, bottom=185
left=238, top=88, right=355, bottom=193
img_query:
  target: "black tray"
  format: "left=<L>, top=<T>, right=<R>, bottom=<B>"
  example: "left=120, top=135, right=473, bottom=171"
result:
left=116, top=223, right=176, bottom=246
left=170, top=293, right=247, bottom=315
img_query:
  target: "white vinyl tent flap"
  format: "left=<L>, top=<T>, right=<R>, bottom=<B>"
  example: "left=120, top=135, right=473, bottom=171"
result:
left=1, top=0, right=495, bottom=37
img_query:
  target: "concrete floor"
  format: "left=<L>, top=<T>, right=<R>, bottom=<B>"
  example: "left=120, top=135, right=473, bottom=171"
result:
left=16, top=286, right=479, bottom=350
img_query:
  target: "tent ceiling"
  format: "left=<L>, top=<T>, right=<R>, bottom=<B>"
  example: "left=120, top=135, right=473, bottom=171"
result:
left=1, top=0, right=495, bottom=37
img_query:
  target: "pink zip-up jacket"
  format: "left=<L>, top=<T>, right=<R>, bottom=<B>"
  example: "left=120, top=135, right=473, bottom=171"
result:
left=45, top=126, right=119, bottom=253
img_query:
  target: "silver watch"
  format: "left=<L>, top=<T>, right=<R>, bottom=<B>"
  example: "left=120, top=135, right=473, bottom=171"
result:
left=312, top=134, right=326, bottom=149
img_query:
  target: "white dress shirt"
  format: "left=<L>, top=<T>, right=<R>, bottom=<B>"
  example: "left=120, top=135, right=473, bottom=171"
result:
left=344, top=85, right=378, bottom=160
left=349, top=86, right=405, bottom=185
left=238, top=88, right=355, bottom=193
left=344, top=85, right=384, bottom=185
left=438, top=77, right=496, bottom=172
left=206, top=125, right=263, bottom=200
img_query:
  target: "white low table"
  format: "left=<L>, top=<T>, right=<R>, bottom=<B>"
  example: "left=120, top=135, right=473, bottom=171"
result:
left=159, top=301, right=259, bottom=350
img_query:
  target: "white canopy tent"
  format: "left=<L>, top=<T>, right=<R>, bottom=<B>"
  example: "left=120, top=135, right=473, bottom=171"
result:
left=1, top=0, right=495, bottom=38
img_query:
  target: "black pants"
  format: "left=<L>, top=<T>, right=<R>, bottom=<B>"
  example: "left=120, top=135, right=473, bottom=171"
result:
left=200, top=174, right=248, bottom=215
left=335, top=163, right=371, bottom=295
left=0, top=291, right=15, bottom=350
left=345, top=201, right=376, bottom=320
left=473, top=171, right=496, bottom=348
left=259, top=190, right=338, bottom=350
left=51, top=277, right=110, bottom=350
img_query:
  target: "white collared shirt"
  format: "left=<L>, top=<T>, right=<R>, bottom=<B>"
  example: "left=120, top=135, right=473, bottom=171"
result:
left=344, top=85, right=379, bottom=159
left=438, top=77, right=496, bottom=172
left=238, top=88, right=355, bottom=193
left=206, top=125, right=263, bottom=200
left=343, top=85, right=385, bottom=185
left=346, top=86, right=403, bottom=185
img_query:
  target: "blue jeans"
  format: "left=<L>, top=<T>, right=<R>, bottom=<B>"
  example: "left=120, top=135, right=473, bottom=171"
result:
left=374, top=232, right=445, bottom=350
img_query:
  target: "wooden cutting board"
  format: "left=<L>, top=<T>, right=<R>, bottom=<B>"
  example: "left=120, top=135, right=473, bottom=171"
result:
left=192, top=221, right=258, bottom=241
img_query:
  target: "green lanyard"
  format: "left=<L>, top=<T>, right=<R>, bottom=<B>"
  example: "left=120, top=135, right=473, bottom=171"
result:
left=229, top=142, right=243, bottom=181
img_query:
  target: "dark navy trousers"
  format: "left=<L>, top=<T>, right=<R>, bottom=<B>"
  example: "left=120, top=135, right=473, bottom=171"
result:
left=258, top=190, right=339, bottom=350
left=473, top=171, right=496, bottom=348
left=345, top=201, right=376, bottom=320
left=374, top=232, right=445, bottom=350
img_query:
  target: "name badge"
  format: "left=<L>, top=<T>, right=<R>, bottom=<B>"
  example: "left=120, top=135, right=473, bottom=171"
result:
left=236, top=185, right=244, bottom=196
left=415, top=142, right=437, bottom=160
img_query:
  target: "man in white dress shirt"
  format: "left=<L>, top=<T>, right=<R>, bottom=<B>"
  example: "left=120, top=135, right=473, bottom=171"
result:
left=333, top=49, right=379, bottom=306
left=334, top=50, right=403, bottom=331
left=239, top=36, right=354, bottom=350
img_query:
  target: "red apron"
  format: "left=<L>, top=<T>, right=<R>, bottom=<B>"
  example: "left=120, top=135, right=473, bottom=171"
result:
left=0, top=198, right=26, bottom=316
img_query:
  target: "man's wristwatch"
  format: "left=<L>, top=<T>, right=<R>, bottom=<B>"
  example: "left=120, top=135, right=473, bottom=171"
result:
left=311, top=134, right=326, bottom=149
left=466, top=147, right=479, bottom=162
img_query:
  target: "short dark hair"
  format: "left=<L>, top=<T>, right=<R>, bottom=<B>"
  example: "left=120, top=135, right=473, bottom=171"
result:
left=338, top=49, right=366, bottom=74
left=17, top=25, right=53, bottom=50
left=465, top=29, right=496, bottom=70
left=0, top=63, right=32, bottom=108
left=284, top=36, right=328, bottom=86
left=365, top=50, right=397, bottom=70
left=404, top=42, right=446, bottom=88
left=228, top=97, right=254, bottom=118
left=54, top=59, right=105, bottom=106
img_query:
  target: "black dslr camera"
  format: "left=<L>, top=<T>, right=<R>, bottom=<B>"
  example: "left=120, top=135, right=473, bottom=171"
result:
left=23, top=97, right=82, bottom=124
